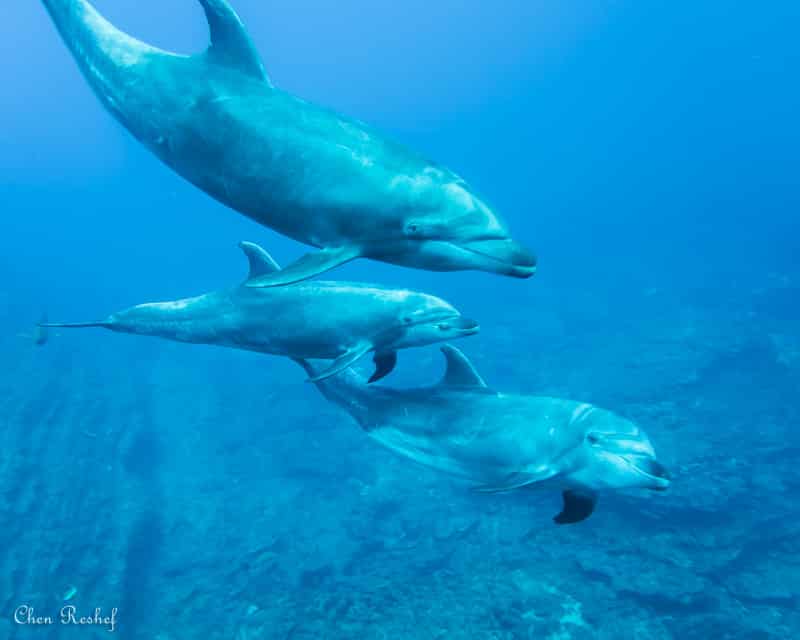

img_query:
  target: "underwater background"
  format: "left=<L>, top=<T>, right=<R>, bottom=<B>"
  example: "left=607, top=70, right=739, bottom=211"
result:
left=2, top=0, right=799, bottom=638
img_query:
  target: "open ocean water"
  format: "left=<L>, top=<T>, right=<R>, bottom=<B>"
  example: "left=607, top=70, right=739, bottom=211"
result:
left=1, top=1, right=799, bottom=638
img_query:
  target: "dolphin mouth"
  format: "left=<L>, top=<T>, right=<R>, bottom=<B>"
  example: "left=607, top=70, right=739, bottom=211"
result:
left=412, top=312, right=480, bottom=336
left=455, top=238, right=537, bottom=278
left=449, top=316, right=480, bottom=336
left=625, top=455, right=671, bottom=490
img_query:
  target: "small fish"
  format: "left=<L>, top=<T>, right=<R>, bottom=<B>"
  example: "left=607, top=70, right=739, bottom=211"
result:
left=63, top=585, right=77, bottom=601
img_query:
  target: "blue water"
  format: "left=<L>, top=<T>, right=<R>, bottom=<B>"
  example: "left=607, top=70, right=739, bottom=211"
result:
left=2, top=1, right=798, bottom=638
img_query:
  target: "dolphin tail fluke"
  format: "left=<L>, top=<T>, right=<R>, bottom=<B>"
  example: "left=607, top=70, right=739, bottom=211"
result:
left=34, top=313, right=50, bottom=346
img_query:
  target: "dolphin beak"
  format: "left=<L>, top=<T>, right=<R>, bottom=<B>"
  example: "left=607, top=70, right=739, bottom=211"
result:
left=458, top=238, right=537, bottom=278
left=452, top=317, right=480, bottom=335
left=628, top=456, right=671, bottom=491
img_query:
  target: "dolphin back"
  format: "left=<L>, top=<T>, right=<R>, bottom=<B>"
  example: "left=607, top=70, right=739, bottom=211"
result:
left=42, top=0, right=273, bottom=153
left=42, top=0, right=268, bottom=88
left=197, top=0, right=269, bottom=82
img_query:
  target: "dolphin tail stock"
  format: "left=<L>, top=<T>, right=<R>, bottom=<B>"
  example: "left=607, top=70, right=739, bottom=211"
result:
left=41, top=0, right=166, bottom=77
left=38, top=320, right=110, bottom=329
left=42, top=0, right=268, bottom=126
left=41, top=0, right=174, bottom=130
left=291, top=357, right=371, bottom=420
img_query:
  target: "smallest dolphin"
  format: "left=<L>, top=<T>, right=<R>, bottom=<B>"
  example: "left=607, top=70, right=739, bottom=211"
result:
left=42, top=242, right=479, bottom=382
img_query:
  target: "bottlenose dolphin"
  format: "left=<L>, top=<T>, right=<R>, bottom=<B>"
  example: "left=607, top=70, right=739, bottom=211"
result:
left=296, top=346, right=670, bottom=523
left=41, top=0, right=537, bottom=286
left=41, top=242, right=479, bottom=382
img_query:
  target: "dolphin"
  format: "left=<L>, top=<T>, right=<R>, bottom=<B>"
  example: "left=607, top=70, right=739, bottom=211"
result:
left=41, top=0, right=537, bottom=286
left=295, top=345, right=670, bottom=524
left=41, top=242, right=479, bottom=383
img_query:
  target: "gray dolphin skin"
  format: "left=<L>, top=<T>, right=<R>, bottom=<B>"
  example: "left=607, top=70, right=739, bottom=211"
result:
left=41, top=0, right=537, bottom=286
left=41, top=243, right=479, bottom=383
left=296, top=345, right=670, bottom=524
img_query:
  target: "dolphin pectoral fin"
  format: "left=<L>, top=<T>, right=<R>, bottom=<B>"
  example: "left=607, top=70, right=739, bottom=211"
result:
left=239, top=241, right=281, bottom=280
left=307, top=344, right=372, bottom=383
left=553, top=490, right=598, bottom=525
left=198, top=0, right=270, bottom=82
left=246, top=246, right=361, bottom=288
left=438, top=345, right=489, bottom=389
left=472, top=472, right=547, bottom=493
left=368, top=351, right=398, bottom=384
left=472, top=485, right=519, bottom=494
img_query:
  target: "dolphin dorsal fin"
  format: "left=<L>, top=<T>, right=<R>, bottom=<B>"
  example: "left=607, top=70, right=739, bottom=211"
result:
left=239, top=241, right=280, bottom=279
left=198, top=0, right=270, bottom=83
left=438, top=345, right=488, bottom=388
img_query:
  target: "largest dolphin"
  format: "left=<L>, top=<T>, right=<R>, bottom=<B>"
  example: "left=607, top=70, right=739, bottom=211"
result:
left=41, top=0, right=537, bottom=286
left=296, top=345, right=670, bottom=524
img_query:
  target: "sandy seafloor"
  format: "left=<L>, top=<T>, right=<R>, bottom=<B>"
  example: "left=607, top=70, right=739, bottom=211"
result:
left=1, top=274, right=797, bottom=640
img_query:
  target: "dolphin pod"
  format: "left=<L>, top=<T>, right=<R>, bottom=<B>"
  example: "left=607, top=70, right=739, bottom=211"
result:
left=296, top=345, right=671, bottom=524
left=42, top=0, right=536, bottom=286
left=40, top=1, right=670, bottom=524
left=42, top=242, right=479, bottom=383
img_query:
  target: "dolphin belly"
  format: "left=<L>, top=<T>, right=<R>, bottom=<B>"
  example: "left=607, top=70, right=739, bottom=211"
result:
left=368, top=426, right=485, bottom=482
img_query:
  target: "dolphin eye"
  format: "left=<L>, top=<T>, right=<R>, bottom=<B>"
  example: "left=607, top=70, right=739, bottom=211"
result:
left=405, top=220, right=451, bottom=240
left=405, top=222, right=422, bottom=237
left=402, top=316, right=413, bottom=325
left=437, top=323, right=451, bottom=331
left=586, top=433, right=602, bottom=446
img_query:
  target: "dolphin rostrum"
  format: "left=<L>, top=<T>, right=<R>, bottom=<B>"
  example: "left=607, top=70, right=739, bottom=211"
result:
left=41, top=242, right=479, bottom=383
left=42, top=0, right=537, bottom=286
left=296, top=345, right=670, bottom=523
